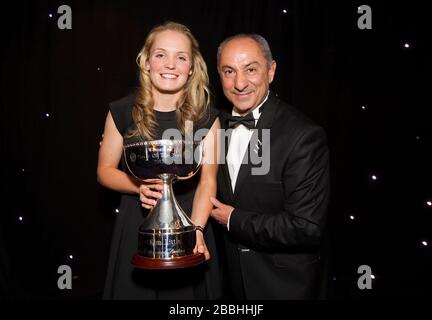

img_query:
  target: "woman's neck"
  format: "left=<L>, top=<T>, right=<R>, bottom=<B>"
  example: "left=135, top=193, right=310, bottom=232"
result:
left=152, top=90, right=182, bottom=112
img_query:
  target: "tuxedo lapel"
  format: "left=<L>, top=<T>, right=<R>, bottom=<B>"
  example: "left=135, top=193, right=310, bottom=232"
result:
left=233, top=93, right=279, bottom=197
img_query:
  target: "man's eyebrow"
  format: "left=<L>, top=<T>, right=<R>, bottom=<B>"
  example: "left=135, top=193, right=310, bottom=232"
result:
left=244, top=61, right=259, bottom=68
left=220, top=61, right=259, bottom=69
left=220, top=65, right=234, bottom=70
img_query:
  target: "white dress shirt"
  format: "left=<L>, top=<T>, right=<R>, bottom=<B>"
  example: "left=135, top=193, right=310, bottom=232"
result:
left=226, top=92, right=269, bottom=230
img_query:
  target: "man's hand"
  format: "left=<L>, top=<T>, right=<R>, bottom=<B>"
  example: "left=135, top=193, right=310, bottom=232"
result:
left=210, top=197, right=234, bottom=226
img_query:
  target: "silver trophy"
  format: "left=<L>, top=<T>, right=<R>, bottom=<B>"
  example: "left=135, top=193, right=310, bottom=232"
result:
left=123, top=139, right=205, bottom=269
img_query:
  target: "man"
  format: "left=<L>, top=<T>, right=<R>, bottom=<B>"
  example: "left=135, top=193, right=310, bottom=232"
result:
left=210, top=34, right=330, bottom=299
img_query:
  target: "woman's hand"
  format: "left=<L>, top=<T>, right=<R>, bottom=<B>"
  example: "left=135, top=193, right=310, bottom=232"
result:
left=139, top=179, right=163, bottom=209
left=194, top=229, right=210, bottom=261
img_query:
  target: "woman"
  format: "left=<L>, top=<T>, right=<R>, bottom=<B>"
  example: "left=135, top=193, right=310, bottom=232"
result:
left=97, top=21, right=221, bottom=299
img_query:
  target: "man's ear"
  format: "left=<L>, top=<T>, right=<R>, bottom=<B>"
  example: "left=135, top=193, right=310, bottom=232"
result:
left=268, top=60, right=276, bottom=84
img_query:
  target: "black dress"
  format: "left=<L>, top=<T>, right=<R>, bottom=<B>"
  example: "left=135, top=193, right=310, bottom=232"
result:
left=103, top=94, right=222, bottom=300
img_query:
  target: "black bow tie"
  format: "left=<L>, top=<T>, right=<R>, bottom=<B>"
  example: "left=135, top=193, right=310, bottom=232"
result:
left=227, top=112, right=256, bottom=129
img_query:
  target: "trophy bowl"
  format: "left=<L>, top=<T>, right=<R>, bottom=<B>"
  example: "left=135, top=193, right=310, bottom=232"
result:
left=123, top=139, right=205, bottom=269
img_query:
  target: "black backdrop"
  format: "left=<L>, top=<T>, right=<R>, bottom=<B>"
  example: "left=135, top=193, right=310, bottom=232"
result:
left=1, top=0, right=431, bottom=299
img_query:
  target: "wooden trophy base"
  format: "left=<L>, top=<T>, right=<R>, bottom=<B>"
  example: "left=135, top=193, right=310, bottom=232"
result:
left=132, top=253, right=205, bottom=270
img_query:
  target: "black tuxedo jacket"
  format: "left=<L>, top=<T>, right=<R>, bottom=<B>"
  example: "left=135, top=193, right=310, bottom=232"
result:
left=217, top=92, right=330, bottom=299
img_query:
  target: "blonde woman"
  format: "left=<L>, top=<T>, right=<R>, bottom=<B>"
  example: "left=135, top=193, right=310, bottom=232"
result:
left=97, top=22, right=221, bottom=299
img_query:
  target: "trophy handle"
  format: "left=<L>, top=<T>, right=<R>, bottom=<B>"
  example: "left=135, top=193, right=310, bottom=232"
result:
left=123, top=147, right=142, bottom=181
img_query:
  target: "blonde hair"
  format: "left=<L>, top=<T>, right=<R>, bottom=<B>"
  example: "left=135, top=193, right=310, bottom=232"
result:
left=130, top=21, right=211, bottom=140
